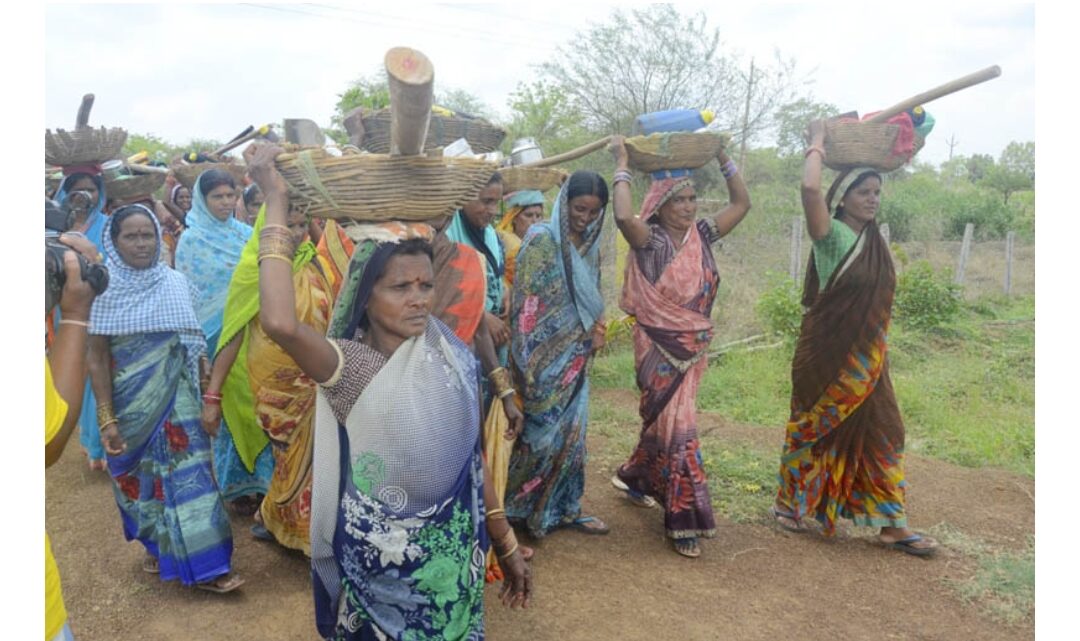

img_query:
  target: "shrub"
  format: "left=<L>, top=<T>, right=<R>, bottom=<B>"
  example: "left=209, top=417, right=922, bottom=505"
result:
left=755, top=272, right=803, bottom=338
left=894, top=261, right=962, bottom=330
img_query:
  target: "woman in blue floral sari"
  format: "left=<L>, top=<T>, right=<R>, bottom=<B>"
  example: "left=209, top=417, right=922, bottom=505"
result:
left=87, top=204, right=242, bottom=593
left=174, top=169, right=274, bottom=513
left=244, top=143, right=530, bottom=640
left=504, top=171, right=611, bottom=538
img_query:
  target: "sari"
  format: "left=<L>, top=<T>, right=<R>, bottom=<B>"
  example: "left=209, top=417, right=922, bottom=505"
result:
left=173, top=172, right=271, bottom=501
left=55, top=171, right=110, bottom=466
left=495, top=190, right=545, bottom=293
left=219, top=207, right=332, bottom=554
left=310, top=228, right=488, bottom=641
left=89, top=209, right=233, bottom=585
left=775, top=216, right=906, bottom=534
left=614, top=177, right=720, bottom=540
left=504, top=182, right=605, bottom=538
left=445, top=211, right=506, bottom=359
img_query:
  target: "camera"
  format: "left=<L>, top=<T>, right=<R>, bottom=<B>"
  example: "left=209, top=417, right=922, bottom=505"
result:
left=45, top=192, right=109, bottom=313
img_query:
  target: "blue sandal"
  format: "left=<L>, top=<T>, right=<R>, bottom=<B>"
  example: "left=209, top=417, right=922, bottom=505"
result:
left=881, top=533, right=939, bottom=557
left=560, top=515, right=610, bottom=535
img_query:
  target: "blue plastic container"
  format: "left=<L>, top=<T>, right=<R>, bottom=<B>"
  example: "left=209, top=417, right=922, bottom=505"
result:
left=634, top=109, right=714, bottom=135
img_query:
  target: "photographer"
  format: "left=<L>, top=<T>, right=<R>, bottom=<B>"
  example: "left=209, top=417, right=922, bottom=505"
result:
left=46, top=234, right=103, bottom=641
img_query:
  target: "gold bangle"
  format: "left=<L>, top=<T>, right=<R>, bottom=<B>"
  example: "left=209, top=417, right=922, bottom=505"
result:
left=96, top=403, right=115, bottom=423
left=258, top=253, right=294, bottom=266
left=497, top=388, right=516, bottom=400
left=98, top=418, right=118, bottom=433
left=488, top=367, right=513, bottom=396
left=486, top=508, right=506, bottom=519
left=497, top=542, right=520, bottom=561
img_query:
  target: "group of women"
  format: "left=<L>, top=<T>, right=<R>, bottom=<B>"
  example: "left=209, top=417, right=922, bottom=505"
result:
left=52, top=116, right=937, bottom=640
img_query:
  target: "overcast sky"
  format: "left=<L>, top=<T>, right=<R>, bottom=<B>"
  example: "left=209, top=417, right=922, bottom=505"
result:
left=44, top=2, right=1034, bottom=166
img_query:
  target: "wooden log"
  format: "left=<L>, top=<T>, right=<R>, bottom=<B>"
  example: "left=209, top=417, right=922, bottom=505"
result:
left=866, top=66, right=1001, bottom=124
left=385, top=47, right=434, bottom=156
left=76, top=94, right=94, bottom=129
left=343, top=107, right=366, bottom=147
left=955, top=222, right=975, bottom=285
left=518, top=136, right=612, bottom=168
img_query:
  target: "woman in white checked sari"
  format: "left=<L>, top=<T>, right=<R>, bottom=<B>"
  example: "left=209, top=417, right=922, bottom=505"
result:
left=244, top=143, right=531, bottom=640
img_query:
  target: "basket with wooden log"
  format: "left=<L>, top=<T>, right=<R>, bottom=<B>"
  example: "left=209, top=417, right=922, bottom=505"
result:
left=271, top=47, right=498, bottom=222
left=45, top=94, right=128, bottom=167
left=357, top=108, right=506, bottom=154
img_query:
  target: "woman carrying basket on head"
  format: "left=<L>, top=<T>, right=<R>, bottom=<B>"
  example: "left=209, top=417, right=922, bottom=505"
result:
left=244, top=143, right=530, bottom=640
left=607, top=136, right=752, bottom=558
left=770, top=119, right=938, bottom=556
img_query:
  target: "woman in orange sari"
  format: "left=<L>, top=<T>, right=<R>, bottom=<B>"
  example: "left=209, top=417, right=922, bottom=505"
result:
left=608, top=137, right=751, bottom=558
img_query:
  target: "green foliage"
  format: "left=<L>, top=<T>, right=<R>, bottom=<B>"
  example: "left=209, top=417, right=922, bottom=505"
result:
left=434, top=88, right=492, bottom=120
left=502, top=80, right=593, bottom=157
left=773, top=98, right=839, bottom=157
left=894, top=261, right=962, bottom=330
left=122, top=133, right=181, bottom=163
left=943, top=186, right=1017, bottom=240
left=984, top=141, right=1035, bottom=205
left=704, top=444, right=778, bottom=524
left=755, top=272, right=803, bottom=338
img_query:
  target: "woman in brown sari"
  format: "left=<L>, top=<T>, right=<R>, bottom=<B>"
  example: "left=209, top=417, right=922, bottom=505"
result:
left=771, top=119, right=938, bottom=556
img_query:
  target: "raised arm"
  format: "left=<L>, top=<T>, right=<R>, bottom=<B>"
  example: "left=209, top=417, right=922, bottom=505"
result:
left=801, top=119, right=832, bottom=241
left=712, top=149, right=752, bottom=238
left=608, top=136, right=651, bottom=249
left=244, top=143, right=339, bottom=383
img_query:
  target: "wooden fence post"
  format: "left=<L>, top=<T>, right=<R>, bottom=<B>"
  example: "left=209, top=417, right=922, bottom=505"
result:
left=1004, top=230, right=1015, bottom=296
left=789, top=216, right=803, bottom=282
left=954, top=223, right=975, bottom=285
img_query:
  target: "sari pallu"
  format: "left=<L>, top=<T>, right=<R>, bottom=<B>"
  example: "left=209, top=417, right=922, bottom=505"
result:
left=616, top=218, right=720, bottom=539
left=106, top=331, right=234, bottom=584
left=311, top=314, right=487, bottom=639
left=504, top=184, right=605, bottom=538
left=776, top=219, right=907, bottom=534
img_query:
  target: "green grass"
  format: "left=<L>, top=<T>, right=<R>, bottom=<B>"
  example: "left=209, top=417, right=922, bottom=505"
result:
left=591, top=294, right=1034, bottom=476
left=702, top=443, right=778, bottom=524
left=930, top=524, right=1035, bottom=625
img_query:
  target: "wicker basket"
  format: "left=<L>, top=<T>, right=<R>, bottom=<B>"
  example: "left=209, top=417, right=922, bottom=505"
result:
left=106, top=172, right=166, bottom=202
left=45, top=127, right=128, bottom=167
left=274, top=148, right=498, bottom=221
left=823, top=120, right=925, bottom=172
left=500, top=166, right=567, bottom=194
left=359, top=109, right=507, bottom=154
left=171, top=162, right=248, bottom=190
left=625, top=132, right=729, bottom=173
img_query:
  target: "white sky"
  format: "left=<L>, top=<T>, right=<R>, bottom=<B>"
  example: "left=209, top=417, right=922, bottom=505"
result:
left=43, top=2, right=1034, bottom=166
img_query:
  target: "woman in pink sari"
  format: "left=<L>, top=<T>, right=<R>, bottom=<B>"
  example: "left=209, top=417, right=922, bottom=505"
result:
left=607, top=136, right=751, bottom=558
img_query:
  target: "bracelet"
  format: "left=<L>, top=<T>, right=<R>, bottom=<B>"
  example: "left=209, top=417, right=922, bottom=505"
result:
left=497, top=542, right=520, bottom=561
left=59, top=319, right=91, bottom=328
left=488, top=367, right=514, bottom=397
left=497, top=388, right=516, bottom=400
left=721, top=160, right=738, bottom=179
left=258, top=233, right=296, bottom=257
left=612, top=170, right=632, bottom=186
left=486, top=507, right=506, bottom=519
left=96, top=403, right=115, bottom=424
left=98, top=418, right=118, bottom=433
left=261, top=223, right=293, bottom=234
left=804, top=146, right=825, bottom=160
left=202, top=393, right=223, bottom=405
left=258, top=253, right=294, bottom=266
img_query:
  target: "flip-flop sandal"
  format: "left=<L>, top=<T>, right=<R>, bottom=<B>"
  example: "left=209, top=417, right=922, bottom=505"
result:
left=142, top=556, right=160, bottom=575
left=197, top=574, right=245, bottom=594
left=673, top=538, right=701, bottom=558
left=250, top=523, right=275, bottom=542
left=611, top=475, right=658, bottom=509
left=561, top=515, right=610, bottom=535
left=770, top=506, right=811, bottom=533
left=881, top=533, right=939, bottom=558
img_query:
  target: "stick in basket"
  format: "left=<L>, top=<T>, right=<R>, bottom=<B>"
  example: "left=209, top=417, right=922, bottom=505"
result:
left=386, top=47, right=434, bottom=156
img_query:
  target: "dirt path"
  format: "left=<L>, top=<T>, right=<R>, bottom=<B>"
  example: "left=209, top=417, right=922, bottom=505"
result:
left=47, top=405, right=1034, bottom=641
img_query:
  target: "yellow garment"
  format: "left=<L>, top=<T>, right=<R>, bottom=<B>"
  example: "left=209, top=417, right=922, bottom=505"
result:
left=45, top=358, right=68, bottom=641
left=496, top=229, right=521, bottom=294
left=483, top=396, right=514, bottom=580
left=252, top=263, right=332, bottom=555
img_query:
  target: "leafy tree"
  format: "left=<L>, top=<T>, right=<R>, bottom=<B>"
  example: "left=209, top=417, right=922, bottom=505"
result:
left=773, top=98, right=839, bottom=157
left=434, top=88, right=492, bottom=120
left=502, top=81, right=592, bottom=157
left=122, top=133, right=181, bottom=163
left=966, top=153, right=996, bottom=184
left=984, top=141, right=1034, bottom=205
left=539, top=4, right=799, bottom=142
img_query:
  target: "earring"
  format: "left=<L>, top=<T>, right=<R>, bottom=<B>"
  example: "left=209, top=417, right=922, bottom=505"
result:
left=839, top=202, right=845, bottom=208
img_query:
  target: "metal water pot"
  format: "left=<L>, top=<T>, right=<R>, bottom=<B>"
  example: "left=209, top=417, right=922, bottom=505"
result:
left=510, top=138, right=543, bottom=165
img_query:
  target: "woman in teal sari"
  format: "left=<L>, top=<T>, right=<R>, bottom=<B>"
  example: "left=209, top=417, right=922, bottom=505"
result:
left=174, top=169, right=274, bottom=512
left=504, top=171, right=611, bottom=538
left=87, top=204, right=243, bottom=593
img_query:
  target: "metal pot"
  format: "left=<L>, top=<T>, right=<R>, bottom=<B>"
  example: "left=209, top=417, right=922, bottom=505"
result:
left=101, top=159, right=127, bottom=181
left=510, top=138, right=543, bottom=166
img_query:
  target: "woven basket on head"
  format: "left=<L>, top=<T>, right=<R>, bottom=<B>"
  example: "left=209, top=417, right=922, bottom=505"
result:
left=625, top=132, right=729, bottom=173
left=273, top=148, right=498, bottom=221
left=106, top=172, right=166, bottom=203
left=499, top=166, right=568, bottom=194
left=823, top=120, right=925, bottom=172
left=45, top=127, right=128, bottom=167
left=171, top=162, right=248, bottom=190
left=359, top=109, right=507, bottom=154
